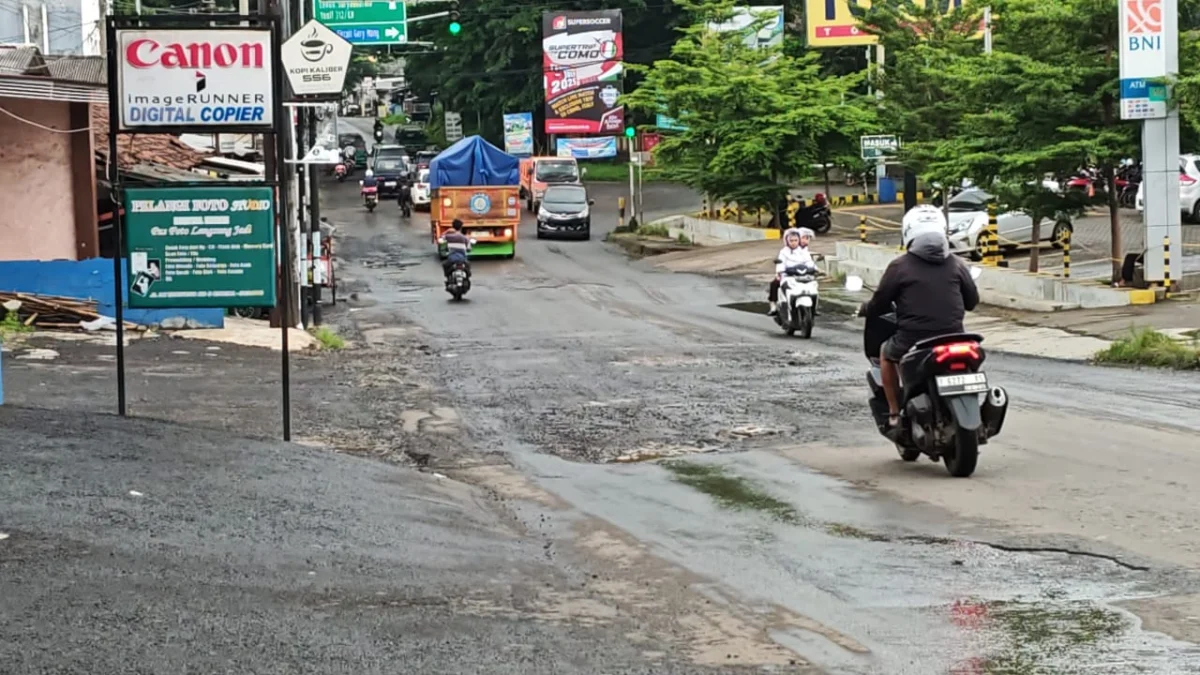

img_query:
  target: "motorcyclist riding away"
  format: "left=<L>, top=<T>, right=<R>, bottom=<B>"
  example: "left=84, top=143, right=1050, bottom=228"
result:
left=860, top=205, right=979, bottom=436
left=361, top=169, right=378, bottom=191
left=441, top=219, right=472, bottom=279
left=397, top=177, right=413, bottom=213
left=767, top=227, right=815, bottom=316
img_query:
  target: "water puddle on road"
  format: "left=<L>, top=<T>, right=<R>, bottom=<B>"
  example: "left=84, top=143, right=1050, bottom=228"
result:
left=656, top=459, right=1200, bottom=674
left=515, top=448, right=1200, bottom=674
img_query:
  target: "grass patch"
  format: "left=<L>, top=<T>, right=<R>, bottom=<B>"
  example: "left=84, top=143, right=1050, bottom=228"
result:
left=0, top=310, right=33, bottom=341
left=582, top=162, right=667, bottom=183
left=661, top=461, right=803, bottom=524
left=978, top=601, right=1127, bottom=674
left=635, top=223, right=671, bottom=238
left=1093, top=327, right=1200, bottom=370
left=310, top=326, right=345, bottom=350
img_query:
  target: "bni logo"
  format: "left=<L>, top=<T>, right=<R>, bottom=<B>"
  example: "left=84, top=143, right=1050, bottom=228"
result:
left=1126, top=0, right=1163, bottom=35
left=195, top=71, right=206, bottom=92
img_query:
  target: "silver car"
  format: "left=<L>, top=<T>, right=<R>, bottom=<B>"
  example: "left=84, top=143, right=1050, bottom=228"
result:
left=945, top=189, right=1073, bottom=260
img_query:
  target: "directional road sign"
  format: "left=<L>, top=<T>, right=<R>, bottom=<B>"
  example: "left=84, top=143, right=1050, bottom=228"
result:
left=313, top=0, right=408, bottom=46
left=860, top=134, right=900, bottom=161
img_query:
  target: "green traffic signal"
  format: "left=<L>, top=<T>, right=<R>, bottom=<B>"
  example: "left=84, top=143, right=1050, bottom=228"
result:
left=448, top=21, right=461, bottom=35
left=624, top=126, right=635, bottom=138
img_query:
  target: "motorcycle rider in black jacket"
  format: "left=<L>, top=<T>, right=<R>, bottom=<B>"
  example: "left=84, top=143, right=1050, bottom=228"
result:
left=860, top=205, right=979, bottom=437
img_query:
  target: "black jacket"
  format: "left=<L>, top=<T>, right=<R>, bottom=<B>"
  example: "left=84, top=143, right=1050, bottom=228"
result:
left=863, top=233, right=979, bottom=344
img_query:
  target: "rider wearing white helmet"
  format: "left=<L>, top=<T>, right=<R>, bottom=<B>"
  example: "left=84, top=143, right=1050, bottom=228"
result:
left=860, top=204, right=979, bottom=438
left=900, top=204, right=948, bottom=249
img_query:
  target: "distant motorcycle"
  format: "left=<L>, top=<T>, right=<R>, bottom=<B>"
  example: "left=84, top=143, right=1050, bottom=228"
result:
left=857, top=267, right=1009, bottom=478
left=793, top=195, right=832, bottom=234
left=360, top=182, right=378, bottom=212
left=439, top=237, right=476, bottom=301
left=773, top=261, right=819, bottom=338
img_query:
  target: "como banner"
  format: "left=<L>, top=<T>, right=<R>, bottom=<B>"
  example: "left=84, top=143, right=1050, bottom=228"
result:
left=556, top=136, right=618, bottom=159
left=543, top=10, right=624, bottom=135
left=805, top=0, right=973, bottom=48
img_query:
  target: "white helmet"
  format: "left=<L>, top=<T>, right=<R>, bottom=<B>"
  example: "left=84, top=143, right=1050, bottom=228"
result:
left=364, top=169, right=374, bottom=178
left=901, top=205, right=947, bottom=249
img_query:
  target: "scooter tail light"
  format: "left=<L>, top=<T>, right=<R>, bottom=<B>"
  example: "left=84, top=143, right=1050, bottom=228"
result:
left=933, top=342, right=980, bottom=364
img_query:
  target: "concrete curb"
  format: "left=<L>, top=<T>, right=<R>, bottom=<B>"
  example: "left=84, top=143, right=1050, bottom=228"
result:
left=825, top=242, right=1143, bottom=311
left=651, top=215, right=781, bottom=246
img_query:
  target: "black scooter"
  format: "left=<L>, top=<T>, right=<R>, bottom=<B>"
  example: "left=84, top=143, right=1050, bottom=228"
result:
left=859, top=300, right=1009, bottom=478
left=793, top=201, right=832, bottom=234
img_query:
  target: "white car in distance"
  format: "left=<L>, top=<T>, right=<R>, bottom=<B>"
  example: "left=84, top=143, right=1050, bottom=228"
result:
left=1135, top=154, right=1200, bottom=222
left=412, top=169, right=431, bottom=210
left=945, top=188, right=1074, bottom=260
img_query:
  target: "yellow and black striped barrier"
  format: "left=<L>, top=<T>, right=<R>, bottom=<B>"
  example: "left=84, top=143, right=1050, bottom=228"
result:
left=1061, top=230, right=1071, bottom=279
left=858, top=215, right=867, bottom=243
left=1164, top=235, right=1172, bottom=299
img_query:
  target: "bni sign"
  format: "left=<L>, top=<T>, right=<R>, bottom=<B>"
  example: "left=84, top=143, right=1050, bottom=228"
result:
left=116, top=29, right=275, bottom=130
left=1119, top=0, right=1175, bottom=120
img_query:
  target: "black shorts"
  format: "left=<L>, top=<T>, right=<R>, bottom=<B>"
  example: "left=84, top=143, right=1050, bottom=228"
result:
left=881, top=337, right=912, bottom=363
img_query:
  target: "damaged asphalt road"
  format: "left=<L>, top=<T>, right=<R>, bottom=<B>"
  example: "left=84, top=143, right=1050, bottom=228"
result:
left=5, top=175, right=1200, bottom=673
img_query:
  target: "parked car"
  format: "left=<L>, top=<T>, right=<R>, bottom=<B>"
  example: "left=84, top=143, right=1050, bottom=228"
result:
left=945, top=188, right=1073, bottom=260
left=412, top=168, right=431, bottom=210
left=1136, top=154, right=1200, bottom=222
left=536, top=185, right=593, bottom=240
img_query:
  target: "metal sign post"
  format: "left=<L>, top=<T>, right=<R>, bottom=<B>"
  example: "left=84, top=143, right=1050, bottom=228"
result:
left=1121, top=0, right=1181, bottom=286
left=105, top=13, right=293, bottom=439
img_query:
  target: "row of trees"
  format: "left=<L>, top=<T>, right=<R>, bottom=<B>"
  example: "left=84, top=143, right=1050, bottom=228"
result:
left=630, top=0, right=1200, bottom=277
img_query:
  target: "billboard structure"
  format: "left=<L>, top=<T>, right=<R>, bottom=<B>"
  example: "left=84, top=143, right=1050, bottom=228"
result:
left=708, top=6, right=784, bottom=49
left=542, top=10, right=624, bottom=135
left=805, top=0, right=976, bottom=48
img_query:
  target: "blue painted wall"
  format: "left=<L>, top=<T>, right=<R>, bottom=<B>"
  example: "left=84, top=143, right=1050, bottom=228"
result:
left=0, top=258, right=224, bottom=328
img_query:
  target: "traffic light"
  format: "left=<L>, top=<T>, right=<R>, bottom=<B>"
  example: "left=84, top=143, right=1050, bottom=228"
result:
left=448, top=0, right=461, bottom=35
left=624, top=113, right=635, bottom=138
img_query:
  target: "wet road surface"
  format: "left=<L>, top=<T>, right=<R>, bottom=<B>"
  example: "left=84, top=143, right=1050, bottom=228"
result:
left=318, top=173, right=1200, bottom=673
left=5, top=141, right=1200, bottom=670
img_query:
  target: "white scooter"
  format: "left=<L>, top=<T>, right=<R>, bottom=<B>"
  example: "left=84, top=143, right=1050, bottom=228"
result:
left=775, top=262, right=820, bottom=338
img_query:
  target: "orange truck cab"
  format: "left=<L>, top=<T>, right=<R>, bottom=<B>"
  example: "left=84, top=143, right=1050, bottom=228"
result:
left=519, top=156, right=583, bottom=213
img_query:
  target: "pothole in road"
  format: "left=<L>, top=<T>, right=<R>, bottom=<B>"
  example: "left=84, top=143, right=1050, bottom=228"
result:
left=653, top=460, right=1185, bottom=671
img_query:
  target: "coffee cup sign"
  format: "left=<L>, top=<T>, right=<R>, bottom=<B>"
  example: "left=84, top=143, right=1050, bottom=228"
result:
left=301, top=35, right=334, bottom=62
left=282, top=19, right=354, bottom=96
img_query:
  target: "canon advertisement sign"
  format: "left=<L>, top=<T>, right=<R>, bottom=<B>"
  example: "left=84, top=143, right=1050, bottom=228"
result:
left=116, top=28, right=275, bottom=130
left=542, top=10, right=623, bottom=135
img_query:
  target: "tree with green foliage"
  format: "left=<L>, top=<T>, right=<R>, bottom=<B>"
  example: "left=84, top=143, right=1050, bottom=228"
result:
left=852, top=1, right=986, bottom=195
left=624, top=0, right=867, bottom=217
left=858, top=0, right=1148, bottom=275
left=402, top=0, right=686, bottom=148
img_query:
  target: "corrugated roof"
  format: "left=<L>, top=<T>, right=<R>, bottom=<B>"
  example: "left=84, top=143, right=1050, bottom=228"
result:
left=92, top=104, right=211, bottom=171
left=0, top=46, right=46, bottom=76
left=44, top=55, right=106, bottom=85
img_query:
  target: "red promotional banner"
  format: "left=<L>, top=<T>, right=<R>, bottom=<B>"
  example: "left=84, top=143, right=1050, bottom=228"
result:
left=542, top=10, right=624, bottom=135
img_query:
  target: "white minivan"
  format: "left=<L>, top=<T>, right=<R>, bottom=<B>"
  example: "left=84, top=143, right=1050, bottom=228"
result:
left=1136, top=154, right=1200, bottom=221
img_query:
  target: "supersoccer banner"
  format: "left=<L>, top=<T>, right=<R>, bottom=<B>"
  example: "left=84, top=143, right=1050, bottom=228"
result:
left=542, top=10, right=624, bottom=135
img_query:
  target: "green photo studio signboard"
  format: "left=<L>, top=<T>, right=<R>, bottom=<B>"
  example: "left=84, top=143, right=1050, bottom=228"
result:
left=123, top=187, right=277, bottom=309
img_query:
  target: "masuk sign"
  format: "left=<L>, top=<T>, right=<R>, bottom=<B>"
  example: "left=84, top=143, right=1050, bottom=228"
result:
left=116, top=28, right=274, bottom=130
left=281, top=19, right=353, bottom=97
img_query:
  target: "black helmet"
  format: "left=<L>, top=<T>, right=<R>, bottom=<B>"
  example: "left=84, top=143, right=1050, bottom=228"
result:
left=452, top=219, right=464, bottom=231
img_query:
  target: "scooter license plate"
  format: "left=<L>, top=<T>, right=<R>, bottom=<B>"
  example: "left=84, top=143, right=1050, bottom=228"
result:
left=797, top=296, right=813, bottom=307
left=935, top=372, right=988, bottom=396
